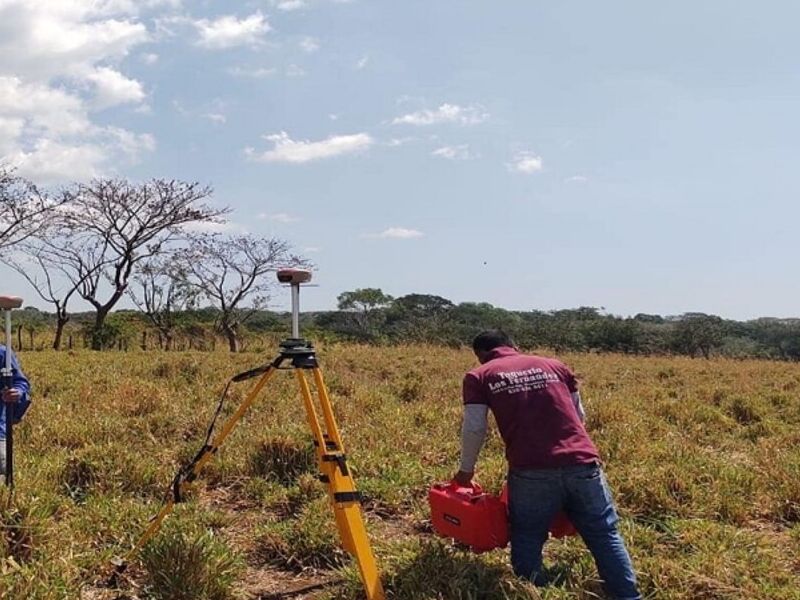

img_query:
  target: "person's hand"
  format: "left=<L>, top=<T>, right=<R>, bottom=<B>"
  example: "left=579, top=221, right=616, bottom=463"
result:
left=2, top=388, right=21, bottom=404
left=453, top=470, right=474, bottom=487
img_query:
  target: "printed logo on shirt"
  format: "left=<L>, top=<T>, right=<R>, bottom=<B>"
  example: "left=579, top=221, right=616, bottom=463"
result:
left=488, top=367, right=560, bottom=395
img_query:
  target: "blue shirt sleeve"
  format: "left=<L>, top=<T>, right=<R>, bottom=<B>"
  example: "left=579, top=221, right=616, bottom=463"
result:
left=4, top=348, right=31, bottom=423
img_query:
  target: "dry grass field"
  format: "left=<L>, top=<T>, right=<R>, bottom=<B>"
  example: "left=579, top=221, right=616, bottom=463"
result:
left=1, top=344, right=799, bottom=599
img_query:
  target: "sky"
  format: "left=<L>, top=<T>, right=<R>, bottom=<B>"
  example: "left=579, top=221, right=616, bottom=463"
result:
left=1, top=0, right=799, bottom=320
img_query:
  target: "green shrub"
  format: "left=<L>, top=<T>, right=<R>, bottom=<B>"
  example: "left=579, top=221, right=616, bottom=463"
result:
left=141, top=526, right=243, bottom=600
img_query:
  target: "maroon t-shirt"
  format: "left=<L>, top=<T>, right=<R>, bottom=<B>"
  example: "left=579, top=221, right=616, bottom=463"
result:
left=463, top=346, right=599, bottom=469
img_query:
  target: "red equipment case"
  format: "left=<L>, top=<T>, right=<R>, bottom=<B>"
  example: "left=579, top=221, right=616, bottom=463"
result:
left=428, top=482, right=508, bottom=553
left=429, top=481, right=578, bottom=553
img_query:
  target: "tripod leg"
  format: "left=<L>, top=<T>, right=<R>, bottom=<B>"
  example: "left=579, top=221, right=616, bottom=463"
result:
left=295, top=371, right=355, bottom=553
left=296, top=369, right=385, bottom=600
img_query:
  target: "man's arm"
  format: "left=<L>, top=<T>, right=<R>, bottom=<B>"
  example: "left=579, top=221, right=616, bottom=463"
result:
left=459, top=403, right=488, bottom=473
left=572, top=391, right=586, bottom=422
left=454, top=372, right=487, bottom=485
left=555, top=360, right=585, bottom=422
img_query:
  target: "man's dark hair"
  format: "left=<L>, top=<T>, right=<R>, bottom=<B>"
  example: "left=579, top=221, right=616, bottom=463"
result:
left=472, top=329, right=514, bottom=353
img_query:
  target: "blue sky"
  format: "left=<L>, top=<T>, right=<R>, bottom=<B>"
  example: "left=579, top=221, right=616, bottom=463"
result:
left=1, top=1, right=799, bottom=319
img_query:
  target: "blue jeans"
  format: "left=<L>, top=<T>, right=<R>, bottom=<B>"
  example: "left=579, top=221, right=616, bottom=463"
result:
left=508, top=463, right=641, bottom=600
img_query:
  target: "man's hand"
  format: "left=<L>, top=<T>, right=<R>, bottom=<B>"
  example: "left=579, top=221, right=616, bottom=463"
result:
left=453, top=470, right=474, bottom=487
left=2, top=388, right=21, bottom=404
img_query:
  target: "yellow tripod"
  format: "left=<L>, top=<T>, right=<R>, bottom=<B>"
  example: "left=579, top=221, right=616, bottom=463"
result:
left=121, top=270, right=384, bottom=600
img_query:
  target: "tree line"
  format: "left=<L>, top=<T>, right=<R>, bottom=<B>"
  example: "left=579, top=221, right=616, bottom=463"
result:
left=7, top=287, right=800, bottom=361
left=318, top=289, right=800, bottom=360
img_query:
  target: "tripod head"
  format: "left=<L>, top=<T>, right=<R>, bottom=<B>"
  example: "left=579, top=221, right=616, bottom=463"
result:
left=277, top=268, right=312, bottom=340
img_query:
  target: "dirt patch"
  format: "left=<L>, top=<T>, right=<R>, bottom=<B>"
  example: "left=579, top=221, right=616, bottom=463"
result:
left=237, top=566, right=339, bottom=599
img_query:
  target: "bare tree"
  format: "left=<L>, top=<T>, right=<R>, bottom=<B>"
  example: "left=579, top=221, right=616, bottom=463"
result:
left=0, top=166, right=60, bottom=248
left=177, top=233, right=306, bottom=352
left=128, top=256, right=198, bottom=350
left=4, top=233, right=104, bottom=350
left=59, top=178, right=225, bottom=349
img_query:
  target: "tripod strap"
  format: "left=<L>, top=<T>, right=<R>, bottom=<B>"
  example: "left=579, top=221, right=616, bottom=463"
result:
left=169, top=355, right=287, bottom=503
left=123, top=360, right=280, bottom=563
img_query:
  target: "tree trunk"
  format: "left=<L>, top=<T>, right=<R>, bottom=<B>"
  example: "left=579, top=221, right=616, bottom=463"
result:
left=53, top=321, right=64, bottom=350
left=91, top=307, right=111, bottom=350
left=29, top=328, right=34, bottom=350
left=141, top=330, right=147, bottom=351
left=53, top=311, right=70, bottom=350
left=223, top=325, right=240, bottom=353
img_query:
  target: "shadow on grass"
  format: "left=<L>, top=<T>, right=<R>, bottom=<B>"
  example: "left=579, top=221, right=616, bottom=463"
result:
left=383, top=540, right=538, bottom=600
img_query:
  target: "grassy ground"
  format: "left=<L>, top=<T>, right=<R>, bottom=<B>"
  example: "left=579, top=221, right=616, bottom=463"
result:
left=1, top=345, right=799, bottom=599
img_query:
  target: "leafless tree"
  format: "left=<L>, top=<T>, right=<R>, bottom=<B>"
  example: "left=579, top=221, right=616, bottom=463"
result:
left=58, top=178, right=226, bottom=349
left=177, top=233, right=307, bottom=352
left=128, top=256, right=198, bottom=350
left=0, top=166, right=61, bottom=249
left=4, top=229, right=106, bottom=350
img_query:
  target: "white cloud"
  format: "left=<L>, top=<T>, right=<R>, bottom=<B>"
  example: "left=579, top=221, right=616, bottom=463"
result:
left=386, top=137, right=416, bottom=147
left=299, top=36, right=320, bottom=53
left=0, top=76, right=90, bottom=136
left=303, top=246, right=320, bottom=253
left=0, top=1, right=158, bottom=183
left=257, top=212, right=300, bottom=223
left=204, top=113, right=226, bottom=124
left=508, top=151, right=543, bottom=174
left=246, top=131, right=373, bottom=164
left=106, top=127, right=156, bottom=157
left=193, top=12, right=270, bottom=49
left=141, top=53, right=159, bottom=65
left=174, top=99, right=227, bottom=125
left=10, top=140, right=105, bottom=182
left=228, top=65, right=277, bottom=78
left=363, top=227, right=424, bottom=240
left=182, top=221, right=241, bottom=233
left=0, top=118, right=24, bottom=155
left=92, top=0, right=182, bottom=17
left=87, top=67, right=146, bottom=109
left=432, top=144, right=474, bottom=160
left=0, top=3, right=150, bottom=82
left=8, top=128, right=155, bottom=183
left=355, top=55, right=369, bottom=70
left=286, top=64, right=306, bottom=77
left=565, top=175, right=588, bottom=183
left=392, top=103, right=489, bottom=126
left=172, top=99, right=188, bottom=116
left=271, top=0, right=307, bottom=11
